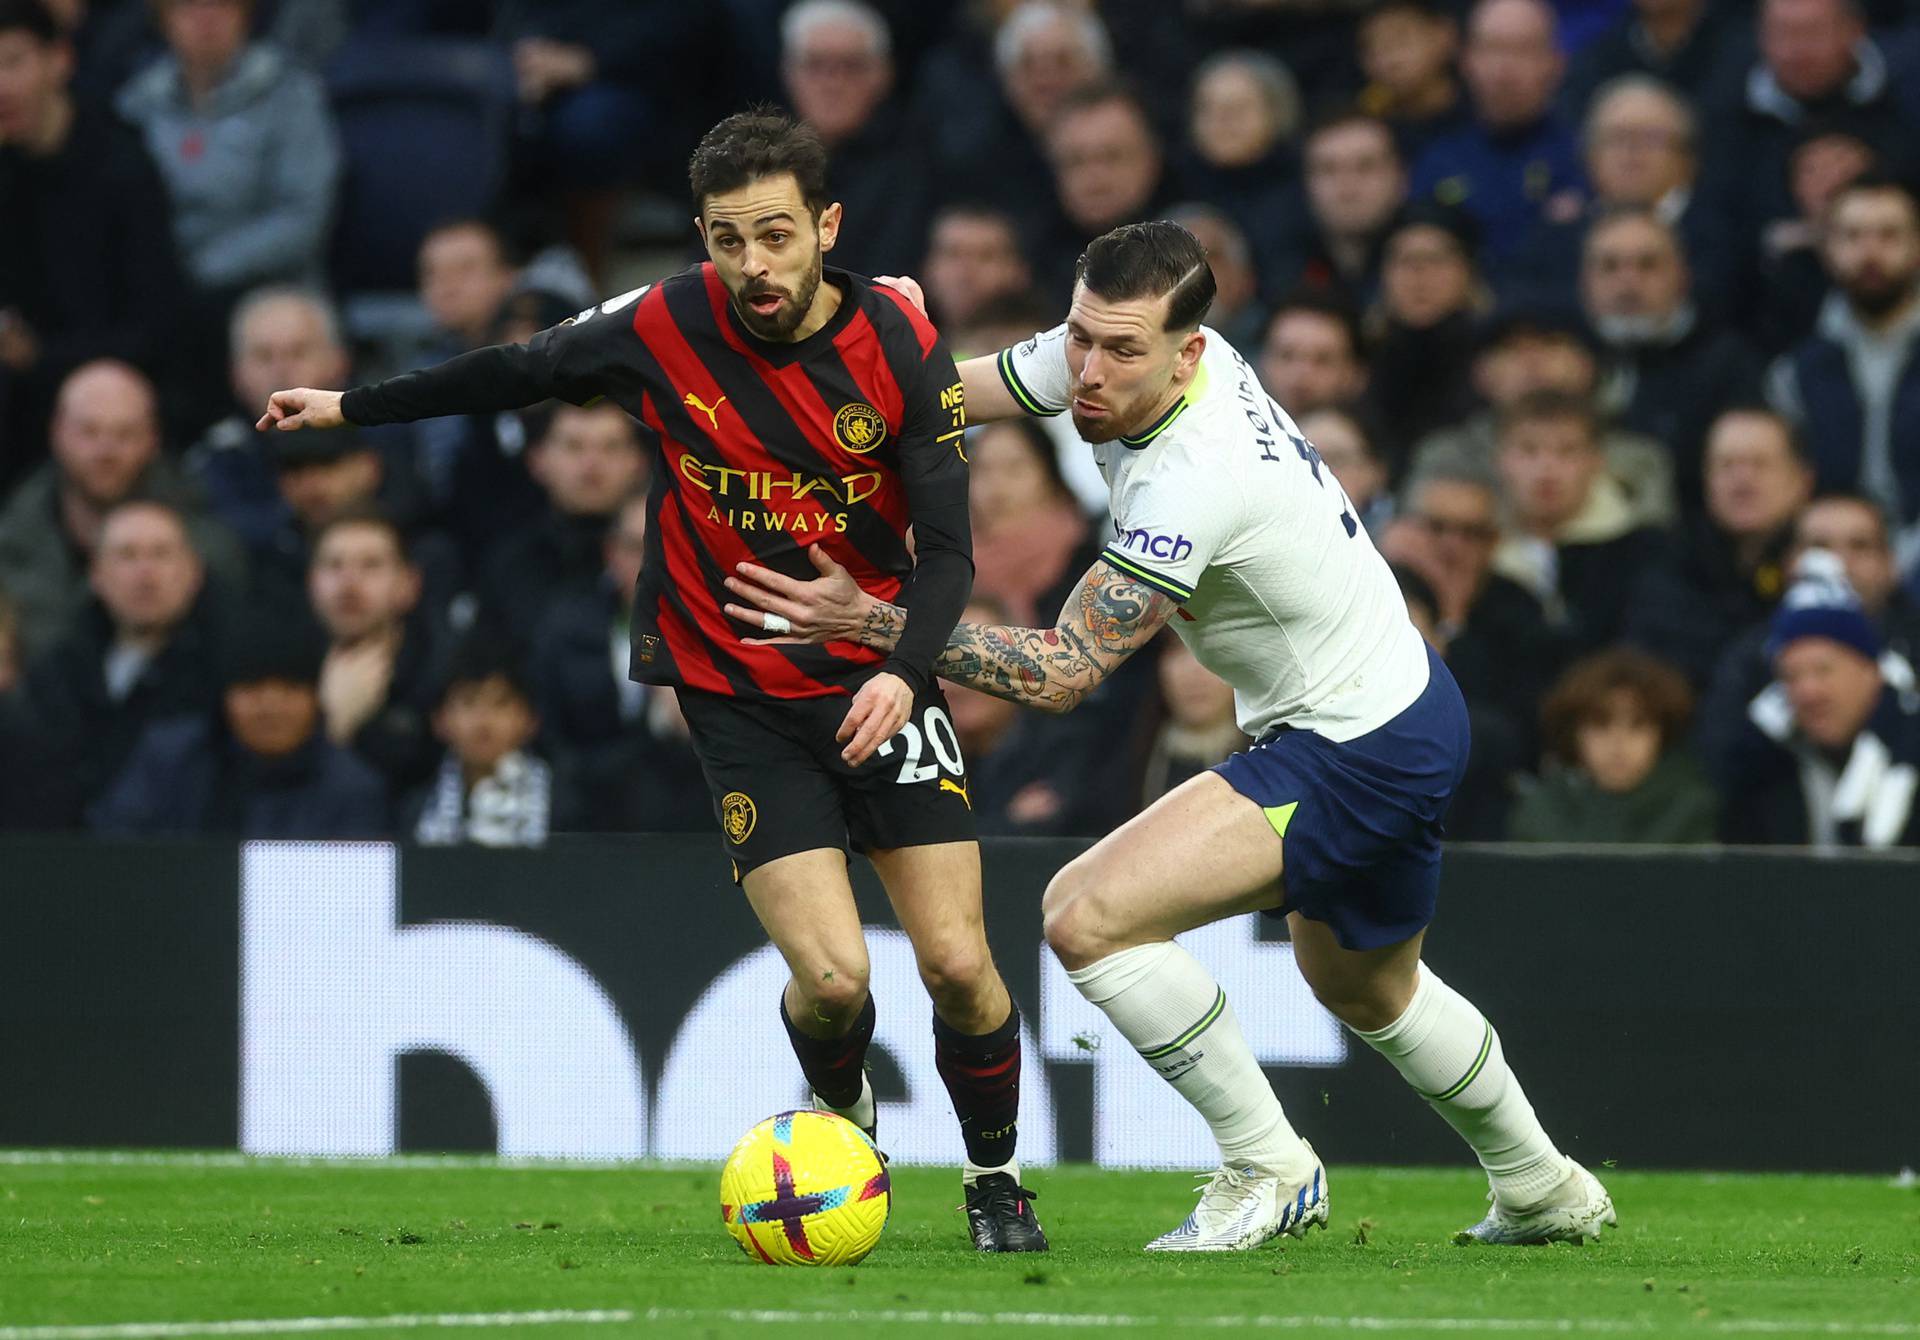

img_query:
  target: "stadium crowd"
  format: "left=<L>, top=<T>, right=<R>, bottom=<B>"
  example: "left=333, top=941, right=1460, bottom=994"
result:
left=2, top=0, right=1918, bottom=849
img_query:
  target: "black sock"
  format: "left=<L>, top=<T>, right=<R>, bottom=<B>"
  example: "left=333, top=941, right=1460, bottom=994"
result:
left=781, top=992, right=874, bottom=1110
left=934, top=1003, right=1022, bottom=1169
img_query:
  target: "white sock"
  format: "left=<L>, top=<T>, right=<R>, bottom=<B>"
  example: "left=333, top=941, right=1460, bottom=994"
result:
left=814, top=1071, right=875, bottom=1132
left=1067, top=941, right=1314, bottom=1181
left=1355, top=963, right=1570, bottom=1207
left=962, top=1157, right=1021, bottom=1187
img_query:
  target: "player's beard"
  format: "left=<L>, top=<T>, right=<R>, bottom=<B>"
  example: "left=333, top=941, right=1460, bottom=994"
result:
left=733, top=252, right=824, bottom=341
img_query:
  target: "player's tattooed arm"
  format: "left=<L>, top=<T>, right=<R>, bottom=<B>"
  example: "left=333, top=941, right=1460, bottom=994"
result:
left=843, top=561, right=1177, bottom=713
left=724, top=551, right=1175, bottom=710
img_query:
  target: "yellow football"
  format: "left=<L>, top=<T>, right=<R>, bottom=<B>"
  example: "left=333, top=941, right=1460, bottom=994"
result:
left=719, top=1110, right=891, bottom=1266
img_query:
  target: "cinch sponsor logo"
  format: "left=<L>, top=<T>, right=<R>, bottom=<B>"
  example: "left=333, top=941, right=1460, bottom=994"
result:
left=1114, top=525, right=1193, bottom=563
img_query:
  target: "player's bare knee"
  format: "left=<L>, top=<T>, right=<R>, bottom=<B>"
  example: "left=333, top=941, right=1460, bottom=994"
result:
left=1042, top=883, right=1115, bottom=970
left=796, top=963, right=870, bottom=1019
left=916, top=939, right=992, bottom=1008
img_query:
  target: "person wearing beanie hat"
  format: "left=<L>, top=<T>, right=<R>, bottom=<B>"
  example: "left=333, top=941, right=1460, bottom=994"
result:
left=89, top=607, right=387, bottom=839
left=1722, top=548, right=1920, bottom=847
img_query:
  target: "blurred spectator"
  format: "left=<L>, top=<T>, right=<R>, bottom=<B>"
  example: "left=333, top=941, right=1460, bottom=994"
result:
left=480, top=400, right=646, bottom=642
left=925, top=1, right=1113, bottom=228
left=1389, top=555, right=1522, bottom=838
left=91, top=609, right=387, bottom=837
left=419, top=219, right=519, bottom=357
left=1492, top=390, right=1663, bottom=650
left=1292, top=109, right=1408, bottom=307
left=1258, top=292, right=1368, bottom=422
left=782, top=0, right=925, bottom=278
left=1406, top=308, right=1676, bottom=530
left=1508, top=76, right=1728, bottom=318
left=1629, top=406, right=1813, bottom=684
left=187, top=285, right=348, bottom=550
left=1388, top=469, right=1563, bottom=729
left=1722, top=549, right=1920, bottom=846
left=0, top=359, right=243, bottom=659
left=1035, top=81, right=1168, bottom=298
left=253, top=425, right=458, bottom=629
left=439, top=289, right=577, bottom=575
left=1295, top=405, right=1391, bottom=536
left=922, top=203, right=1031, bottom=331
left=308, top=506, right=440, bottom=794
left=1166, top=204, right=1264, bottom=351
left=1382, top=471, right=1560, bottom=835
left=1565, top=0, right=1746, bottom=112
left=969, top=418, right=1097, bottom=626
left=1706, top=0, right=1917, bottom=251
left=1174, top=49, right=1302, bottom=284
left=1699, top=491, right=1920, bottom=774
left=1133, top=633, right=1245, bottom=809
left=1510, top=647, right=1719, bottom=843
left=1767, top=174, right=1920, bottom=576
left=24, top=498, right=224, bottom=815
left=401, top=219, right=521, bottom=502
left=947, top=592, right=1117, bottom=837
left=1752, top=114, right=1881, bottom=355
left=529, top=490, right=708, bottom=833
left=0, top=0, right=182, bottom=481
left=499, top=0, right=689, bottom=283
left=1410, top=0, right=1583, bottom=263
left=1366, top=205, right=1491, bottom=453
left=410, top=642, right=560, bottom=848
left=1581, top=207, right=1761, bottom=511
left=1355, top=0, right=1466, bottom=158
left=116, top=0, right=340, bottom=295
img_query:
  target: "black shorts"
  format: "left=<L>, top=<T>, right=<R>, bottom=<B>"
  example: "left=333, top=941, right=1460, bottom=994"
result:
left=678, top=680, right=978, bottom=880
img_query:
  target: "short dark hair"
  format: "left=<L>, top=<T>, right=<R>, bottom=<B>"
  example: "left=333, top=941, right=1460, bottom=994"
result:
left=1054, top=79, right=1154, bottom=136
left=1497, top=389, right=1597, bottom=446
left=436, top=636, right=535, bottom=711
left=1266, top=289, right=1365, bottom=361
left=311, top=502, right=410, bottom=565
left=1304, top=106, right=1401, bottom=160
left=1708, top=403, right=1810, bottom=465
left=1830, top=170, right=1920, bottom=226
left=1542, top=648, right=1694, bottom=767
left=1798, top=489, right=1892, bottom=544
left=421, top=216, right=511, bottom=265
left=1075, top=220, right=1217, bottom=332
left=0, top=0, right=60, bottom=43
left=688, top=110, right=831, bottom=216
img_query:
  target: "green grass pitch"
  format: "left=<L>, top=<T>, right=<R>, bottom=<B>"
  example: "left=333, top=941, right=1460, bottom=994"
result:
left=1, top=1155, right=1914, bottom=1338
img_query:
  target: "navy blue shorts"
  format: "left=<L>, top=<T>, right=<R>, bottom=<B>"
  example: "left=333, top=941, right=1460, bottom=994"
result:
left=1213, top=647, right=1471, bottom=951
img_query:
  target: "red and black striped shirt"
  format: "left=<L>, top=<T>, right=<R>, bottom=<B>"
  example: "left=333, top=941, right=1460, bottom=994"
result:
left=342, top=264, right=972, bottom=701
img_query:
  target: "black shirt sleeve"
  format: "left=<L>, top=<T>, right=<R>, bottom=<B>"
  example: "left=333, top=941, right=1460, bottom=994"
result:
left=882, top=340, right=973, bottom=696
left=342, top=294, right=641, bottom=426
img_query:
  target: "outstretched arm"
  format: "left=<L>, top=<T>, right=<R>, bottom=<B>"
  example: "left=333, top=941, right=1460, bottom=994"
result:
left=872, top=275, right=1043, bottom=425
left=725, top=549, right=1177, bottom=713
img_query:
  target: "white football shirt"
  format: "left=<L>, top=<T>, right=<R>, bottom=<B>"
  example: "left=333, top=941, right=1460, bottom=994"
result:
left=998, top=324, right=1431, bottom=742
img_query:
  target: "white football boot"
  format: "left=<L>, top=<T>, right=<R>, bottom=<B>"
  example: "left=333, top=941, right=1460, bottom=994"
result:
left=1144, top=1148, right=1329, bottom=1252
left=1455, top=1160, right=1616, bottom=1245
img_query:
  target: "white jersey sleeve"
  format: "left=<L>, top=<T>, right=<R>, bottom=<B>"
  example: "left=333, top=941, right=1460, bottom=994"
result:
left=995, top=325, right=1071, bottom=417
left=1098, top=462, right=1239, bottom=606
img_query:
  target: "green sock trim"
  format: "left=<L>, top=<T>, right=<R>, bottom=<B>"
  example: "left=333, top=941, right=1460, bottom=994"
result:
left=1424, top=1019, right=1494, bottom=1102
left=1139, top=988, right=1227, bottom=1060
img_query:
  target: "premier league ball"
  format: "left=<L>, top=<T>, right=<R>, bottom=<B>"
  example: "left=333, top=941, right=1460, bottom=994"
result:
left=719, top=1110, right=891, bottom=1266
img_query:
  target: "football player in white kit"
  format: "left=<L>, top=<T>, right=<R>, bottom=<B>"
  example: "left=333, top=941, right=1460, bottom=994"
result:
left=723, top=221, right=1615, bottom=1252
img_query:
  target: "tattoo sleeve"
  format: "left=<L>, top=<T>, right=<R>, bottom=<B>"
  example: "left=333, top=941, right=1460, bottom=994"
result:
left=851, top=560, right=1178, bottom=712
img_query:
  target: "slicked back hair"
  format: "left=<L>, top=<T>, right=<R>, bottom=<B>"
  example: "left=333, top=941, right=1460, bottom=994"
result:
left=1075, top=220, right=1217, bottom=332
left=688, top=110, right=832, bottom=216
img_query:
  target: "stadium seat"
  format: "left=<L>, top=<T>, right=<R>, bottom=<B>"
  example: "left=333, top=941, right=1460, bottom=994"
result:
left=325, top=37, right=515, bottom=296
